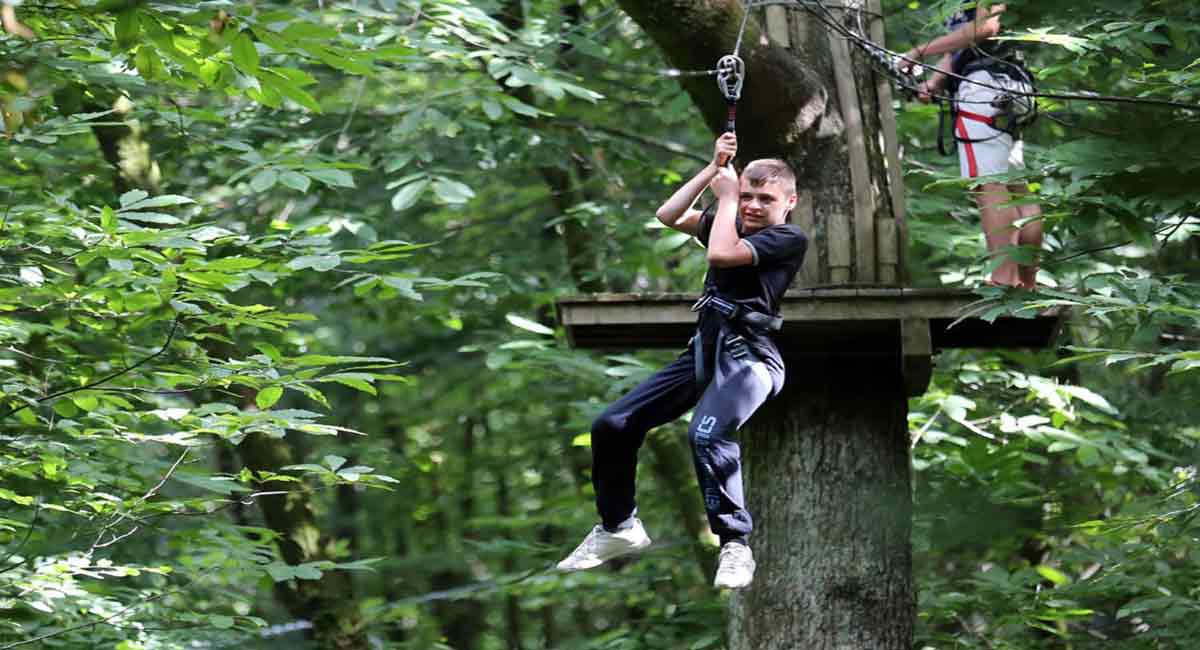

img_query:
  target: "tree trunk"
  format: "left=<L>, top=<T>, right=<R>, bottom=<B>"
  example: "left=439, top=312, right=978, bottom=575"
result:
left=240, top=431, right=368, bottom=649
left=729, top=355, right=913, bottom=649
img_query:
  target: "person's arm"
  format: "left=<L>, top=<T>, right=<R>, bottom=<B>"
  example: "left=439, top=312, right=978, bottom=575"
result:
left=706, top=166, right=755, bottom=268
left=902, top=3, right=1004, bottom=66
left=655, top=133, right=737, bottom=236
left=917, top=53, right=953, bottom=103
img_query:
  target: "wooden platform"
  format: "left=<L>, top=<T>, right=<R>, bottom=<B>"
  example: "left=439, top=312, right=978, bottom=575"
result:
left=556, top=288, right=1065, bottom=355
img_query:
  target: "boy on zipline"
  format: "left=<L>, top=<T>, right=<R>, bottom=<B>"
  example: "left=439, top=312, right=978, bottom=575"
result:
left=902, top=1, right=1043, bottom=289
left=556, top=133, right=807, bottom=589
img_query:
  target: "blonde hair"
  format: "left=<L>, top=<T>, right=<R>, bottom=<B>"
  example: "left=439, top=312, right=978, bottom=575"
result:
left=742, top=158, right=797, bottom=196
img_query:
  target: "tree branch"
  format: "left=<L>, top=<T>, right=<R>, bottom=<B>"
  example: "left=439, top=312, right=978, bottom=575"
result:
left=1, top=317, right=181, bottom=420
left=0, top=585, right=186, bottom=650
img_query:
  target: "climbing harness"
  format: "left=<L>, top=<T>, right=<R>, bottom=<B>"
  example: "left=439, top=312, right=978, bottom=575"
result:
left=692, top=292, right=783, bottom=333
left=690, top=291, right=783, bottom=387
left=937, top=49, right=1039, bottom=156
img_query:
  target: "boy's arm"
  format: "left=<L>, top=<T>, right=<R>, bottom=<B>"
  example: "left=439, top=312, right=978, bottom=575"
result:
left=706, top=166, right=755, bottom=268
left=655, top=133, right=737, bottom=236
left=902, top=3, right=1004, bottom=66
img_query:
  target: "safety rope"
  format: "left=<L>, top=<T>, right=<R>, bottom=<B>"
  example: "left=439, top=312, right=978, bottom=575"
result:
left=712, top=1, right=759, bottom=165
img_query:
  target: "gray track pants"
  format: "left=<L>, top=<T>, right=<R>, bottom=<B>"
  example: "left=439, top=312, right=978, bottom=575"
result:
left=590, top=332, right=783, bottom=545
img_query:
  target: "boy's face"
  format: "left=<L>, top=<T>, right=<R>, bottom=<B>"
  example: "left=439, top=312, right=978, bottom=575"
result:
left=738, top=178, right=797, bottom=233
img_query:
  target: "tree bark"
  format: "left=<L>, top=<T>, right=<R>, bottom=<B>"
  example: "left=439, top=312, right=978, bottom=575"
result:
left=729, top=355, right=914, bottom=649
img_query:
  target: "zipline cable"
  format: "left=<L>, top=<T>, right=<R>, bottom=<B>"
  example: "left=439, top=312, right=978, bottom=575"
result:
left=714, top=0, right=758, bottom=164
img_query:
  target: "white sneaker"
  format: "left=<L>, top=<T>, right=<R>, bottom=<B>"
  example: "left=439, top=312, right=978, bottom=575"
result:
left=713, top=543, right=756, bottom=589
left=556, top=519, right=651, bottom=571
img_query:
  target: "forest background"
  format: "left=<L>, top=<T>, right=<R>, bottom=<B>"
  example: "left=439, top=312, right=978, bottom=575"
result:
left=1, top=0, right=1199, bottom=648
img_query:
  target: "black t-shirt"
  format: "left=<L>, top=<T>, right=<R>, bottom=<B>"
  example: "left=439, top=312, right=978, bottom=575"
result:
left=694, top=202, right=808, bottom=365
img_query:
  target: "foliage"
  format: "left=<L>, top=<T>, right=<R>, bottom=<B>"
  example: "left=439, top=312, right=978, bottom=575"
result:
left=0, top=0, right=1197, bottom=648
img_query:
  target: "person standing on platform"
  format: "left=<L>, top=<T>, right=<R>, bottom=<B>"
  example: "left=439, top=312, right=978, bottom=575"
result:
left=903, top=1, right=1043, bottom=288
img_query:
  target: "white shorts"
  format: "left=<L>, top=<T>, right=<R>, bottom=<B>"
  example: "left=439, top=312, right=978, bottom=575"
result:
left=954, top=70, right=1027, bottom=179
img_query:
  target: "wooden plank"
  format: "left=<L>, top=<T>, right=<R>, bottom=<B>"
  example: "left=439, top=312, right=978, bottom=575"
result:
left=794, top=190, right=819, bottom=287
left=555, top=292, right=1065, bottom=352
left=877, top=217, right=898, bottom=285
left=900, top=318, right=933, bottom=396
left=765, top=5, right=791, bottom=47
left=827, top=208, right=851, bottom=284
left=868, top=0, right=908, bottom=284
left=826, top=9, right=877, bottom=283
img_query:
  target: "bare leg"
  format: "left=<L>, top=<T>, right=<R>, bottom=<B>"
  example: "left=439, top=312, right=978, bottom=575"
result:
left=1009, top=183, right=1043, bottom=290
left=975, top=182, right=1021, bottom=287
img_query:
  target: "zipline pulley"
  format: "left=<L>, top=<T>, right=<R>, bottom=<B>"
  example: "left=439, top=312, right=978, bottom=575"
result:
left=716, top=54, right=745, bottom=134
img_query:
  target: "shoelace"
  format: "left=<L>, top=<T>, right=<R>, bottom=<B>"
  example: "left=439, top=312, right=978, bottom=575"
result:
left=572, top=526, right=606, bottom=558
left=719, top=546, right=752, bottom=572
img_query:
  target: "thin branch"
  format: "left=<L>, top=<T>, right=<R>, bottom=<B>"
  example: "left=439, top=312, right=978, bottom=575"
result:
left=0, top=585, right=186, bottom=650
left=88, top=449, right=190, bottom=556
left=1, top=317, right=182, bottom=420
left=1046, top=222, right=1183, bottom=265
left=555, top=119, right=709, bottom=164
left=910, top=406, right=942, bottom=449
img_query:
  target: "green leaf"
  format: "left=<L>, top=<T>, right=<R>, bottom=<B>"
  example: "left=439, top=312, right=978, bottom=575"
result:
left=432, top=178, right=474, bottom=204
left=261, top=71, right=322, bottom=112
left=251, top=169, right=279, bottom=192
left=288, top=254, right=342, bottom=272
left=391, top=179, right=428, bottom=211
left=120, top=194, right=195, bottom=211
left=481, top=98, right=503, bottom=120
left=100, top=206, right=117, bottom=232
left=119, top=189, right=149, bottom=207
left=232, top=32, right=261, bottom=75
left=1036, top=565, right=1071, bottom=586
left=322, top=375, right=377, bottom=395
left=115, top=9, right=140, bottom=48
left=499, top=95, right=540, bottom=117
left=279, top=171, right=312, bottom=193
left=265, top=561, right=327, bottom=582
left=506, top=313, right=554, bottom=336
left=653, top=231, right=694, bottom=254
left=118, top=212, right=184, bottom=225
left=308, top=168, right=356, bottom=188
left=323, top=455, right=347, bottom=471
left=134, top=46, right=167, bottom=81
left=256, top=386, right=283, bottom=409
left=0, top=488, right=34, bottom=506
left=201, top=256, right=264, bottom=272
